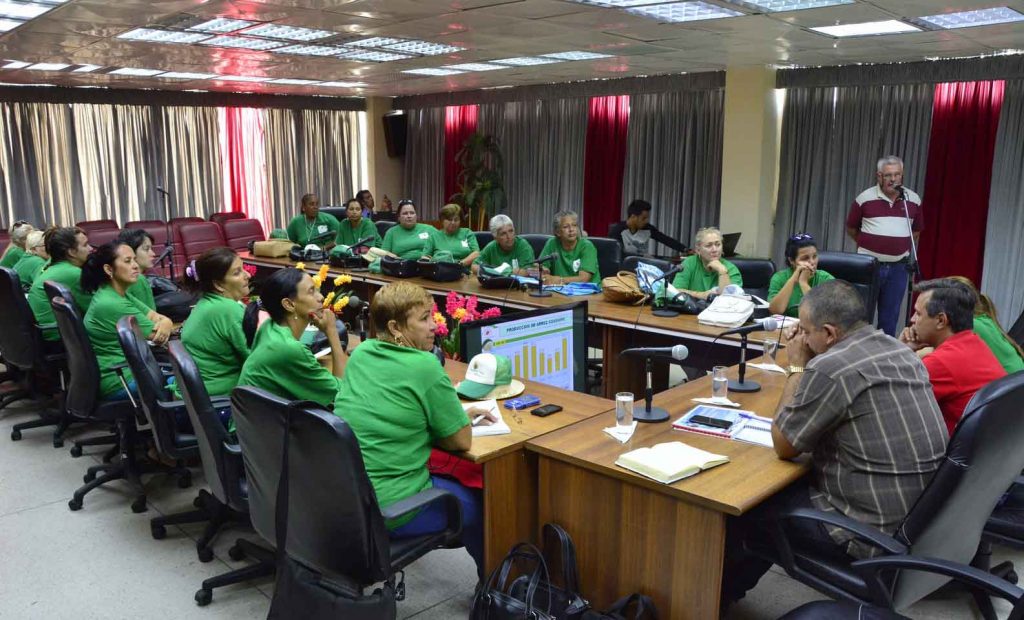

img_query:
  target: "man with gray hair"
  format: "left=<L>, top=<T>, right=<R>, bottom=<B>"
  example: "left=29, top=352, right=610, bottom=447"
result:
left=721, top=280, right=946, bottom=606
left=471, top=214, right=536, bottom=275
left=846, top=155, right=923, bottom=337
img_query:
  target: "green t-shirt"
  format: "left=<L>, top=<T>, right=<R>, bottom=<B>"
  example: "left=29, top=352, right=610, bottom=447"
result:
left=126, top=274, right=156, bottom=311
left=28, top=261, right=94, bottom=341
left=382, top=223, right=436, bottom=260
left=177, top=293, right=251, bottom=399
left=336, top=217, right=381, bottom=248
left=424, top=228, right=479, bottom=262
left=672, top=254, right=743, bottom=293
left=84, top=285, right=156, bottom=398
left=0, top=245, right=25, bottom=269
left=539, top=237, right=601, bottom=284
left=286, top=212, right=340, bottom=247
left=333, top=339, right=469, bottom=527
left=973, top=314, right=1024, bottom=374
left=767, top=268, right=835, bottom=317
left=12, top=254, right=46, bottom=291
left=474, top=238, right=536, bottom=272
left=238, top=320, right=343, bottom=407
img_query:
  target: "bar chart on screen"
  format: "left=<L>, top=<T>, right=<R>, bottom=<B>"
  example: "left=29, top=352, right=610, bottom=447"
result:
left=480, top=309, right=575, bottom=390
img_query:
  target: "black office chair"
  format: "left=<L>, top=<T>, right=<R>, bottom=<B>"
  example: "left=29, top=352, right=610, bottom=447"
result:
left=319, top=206, right=346, bottom=222
left=620, top=255, right=673, bottom=275
left=817, top=251, right=880, bottom=324
left=375, top=220, right=396, bottom=238
left=976, top=478, right=1024, bottom=593
left=520, top=234, right=551, bottom=259
left=1009, top=306, right=1024, bottom=349
left=749, top=372, right=1024, bottom=618
left=589, top=236, right=623, bottom=279
left=231, top=386, right=464, bottom=602
left=0, top=268, right=68, bottom=445
left=167, top=341, right=275, bottom=605
left=730, top=257, right=776, bottom=300
left=474, top=231, right=494, bottom=249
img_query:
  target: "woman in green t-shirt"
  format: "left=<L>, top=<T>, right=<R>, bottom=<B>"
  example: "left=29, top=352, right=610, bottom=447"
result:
left=472, top=214, right=536, bottom=276
left=12, top=229, right=48, bottom=291
left=116, top=228, right=158, bottom=311
left=949, top=275, right=1024, bottom=373
left=1, top=220, right=33, bottom=269
left=538, top=210, right=601, bottom=284
left=768, top=233, right=835, bottom=318
left=381, top=200, right=436, bottom=260
left=336, top=198, right=381, bottom=250
left=423, top=203, right=480, bottom=266
left=671, top=226, right=743, bottom=298
left=333, top=281, right=495, bottom=577
left=237, top=267, right=346, bottom=407
left=80, top=242, right=174, bottom=401
left=28, top=227, right=94, bottom=343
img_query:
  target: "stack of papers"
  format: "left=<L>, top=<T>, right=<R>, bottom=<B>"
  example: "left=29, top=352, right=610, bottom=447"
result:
left=615, top=441, right=729, bottom=484
left=466, top=400, right=511, bottom=437
left=673, top=404, right=774, bottom=448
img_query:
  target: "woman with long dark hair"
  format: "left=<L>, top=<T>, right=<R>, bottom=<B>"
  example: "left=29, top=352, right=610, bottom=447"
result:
left=28, top=227, right=93, bottom=342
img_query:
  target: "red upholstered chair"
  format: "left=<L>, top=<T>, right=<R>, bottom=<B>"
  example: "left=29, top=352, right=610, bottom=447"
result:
left=0, top=230, right=9, bottom=256
left=171, top=217, right=205, bottom=273
left=76, top=219, right=119, bottom=236
left=222, top=219, right=265, bottom=252
left=126, top=220, right=171, bottom=276
left=85, top=228, right=121, bottom=248
left=179, top=222, right=227, bottom=263
left=209, top=211, right=246, bottom=227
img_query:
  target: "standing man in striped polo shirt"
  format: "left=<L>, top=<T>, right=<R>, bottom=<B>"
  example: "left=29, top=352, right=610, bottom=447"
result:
left=846, top=155, right=922, bottom=336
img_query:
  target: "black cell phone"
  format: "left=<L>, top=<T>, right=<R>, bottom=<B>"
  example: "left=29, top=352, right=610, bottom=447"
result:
left=531, top=404, right=563, bottom=417
left=689, top=414, right=733, bottom=429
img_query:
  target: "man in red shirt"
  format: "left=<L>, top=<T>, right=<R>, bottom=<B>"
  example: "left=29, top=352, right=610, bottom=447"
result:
left=900, top=278, right=1006, bottom=434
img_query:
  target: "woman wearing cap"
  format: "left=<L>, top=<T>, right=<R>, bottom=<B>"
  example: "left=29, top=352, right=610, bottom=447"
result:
left=539, top=210, right=600, bottom=284
left=335, top=198, right=381, bottom=250
left=381, top=200, right=436, bottom=260
left=768, top=233, right=834, bottom=318
left=672, top=226, right=743, bottom=300
left=12, top=229, right=48, bottom=291
left=1, top=221, right=34, bottom=269
left=333, top=281, right=495, bottom=578
left=423, top=204, right=479, bottom=267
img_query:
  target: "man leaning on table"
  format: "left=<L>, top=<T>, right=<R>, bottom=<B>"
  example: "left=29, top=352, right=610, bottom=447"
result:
left=721, top=280, right=948, bottom=606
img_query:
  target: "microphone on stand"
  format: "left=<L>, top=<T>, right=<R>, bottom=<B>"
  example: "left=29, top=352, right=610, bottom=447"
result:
left=727, top=317, right=779, bottom=393
left=527, top=254, right=557, bottom=298
left=155, top=245, right=173, bottom=266
left=649, top=264, right=683, bottom=317
left=155, top=186, right=170, bottom=196
left=620, top=344, right=689, bottom=423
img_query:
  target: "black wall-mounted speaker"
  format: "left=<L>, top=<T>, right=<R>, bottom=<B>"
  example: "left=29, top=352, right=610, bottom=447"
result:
left=382, top=111, right=407, bottom=158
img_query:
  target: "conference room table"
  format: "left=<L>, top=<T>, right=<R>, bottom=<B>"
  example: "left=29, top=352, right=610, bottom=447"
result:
left=240, top=252, right=776, bottom=400
left=527, top=351, right=807, bottom=619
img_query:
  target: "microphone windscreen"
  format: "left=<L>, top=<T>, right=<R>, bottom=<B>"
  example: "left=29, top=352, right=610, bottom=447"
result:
left=671, top=344, right=689, bottom=360
left=347, top=294, right=363, bottom=308
left=761, top=317, right=779, bottom=332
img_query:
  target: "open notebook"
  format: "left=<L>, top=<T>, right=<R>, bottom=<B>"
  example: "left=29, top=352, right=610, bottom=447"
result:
left=466, top=400, right=511, bottom=437
left=615, top=441, right=729, bottom=484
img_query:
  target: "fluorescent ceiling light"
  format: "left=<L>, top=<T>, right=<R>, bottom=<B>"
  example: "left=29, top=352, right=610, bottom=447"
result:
left=348, top=37, right=404, bottom=48
left=271, top=44, right=345, bottom=56
left=811, top=19, right=919, bottom=37
left=73, top=64, right=102, bottom=73
left=541, top=51, right=613, bottom=60
left=212, top=74, right=270, bottom=82
left=402, top=67, right=465, bottom=76
left=188, top=18, right=258, bottom=33
left=110, top=67, right=165, bottom=76
left=202, top=36, right=285, bottom=50
left=491, top=56, right=565, bottom=66
left=340, top=50, right=412, bottom=62
left=0, top=1, right=50, bottom=20
left=625, top=1, right=745, bottom=22
left=918, top=7, right=1024, bottom=29
left=319, top=81, right=366, bottom=87
left=383, top=40, right=464, bottom=55
left=26, top=62, right=69, bottom=71
left=570, top=0, right=676, bottom=6
left=118, top=28, right=212, bottom=44
left=730, top=0, right=852, bottom=11
left=0, top=17, right=23, bottom=31
left=269, top=78, right=321, bottom=85
left=3, top=60, right=30, bottom=69
left=242, top=23, right=335, bottom=41
left=442, top=62, right=508, bottom=71
left=158, top=71, right=217, bottom=79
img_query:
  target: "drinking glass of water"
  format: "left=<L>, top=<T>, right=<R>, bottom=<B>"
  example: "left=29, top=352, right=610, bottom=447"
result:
left=763, top=338, right=780, bottom=366
left=615, top=392, right=634, bottom=428
left=712, top=366, right=729, bottom=399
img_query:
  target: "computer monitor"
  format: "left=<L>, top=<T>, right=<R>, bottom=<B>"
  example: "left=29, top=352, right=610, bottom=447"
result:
left=459, top=301, right=589, bottom=393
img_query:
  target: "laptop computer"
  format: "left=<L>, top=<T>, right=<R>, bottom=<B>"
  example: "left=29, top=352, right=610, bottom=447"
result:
left=722, top=232, right=741, bottom=257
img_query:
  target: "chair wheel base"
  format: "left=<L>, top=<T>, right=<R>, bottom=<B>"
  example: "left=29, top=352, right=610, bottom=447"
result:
left=70, top=445, right=83, bottom=458
left=198, top=546, right=214, bottom=563
left=151, top=524, right=167, bottom=540
left=68, top=498, right=82, bottom=511
left=11, top=430, right=21, bottom=441
left=52, top=437, right=64, bottom=448
left=83, top=472, right=95, bottom=483
left=228, top=544, right=245, bottom=561
left=195, top=588, right=213, bottom=606
left=177, top=472, right=192, bottom=489
left=131, top=496, right=147, bottom=513
left=1009, top=570, right=1019, bottom=585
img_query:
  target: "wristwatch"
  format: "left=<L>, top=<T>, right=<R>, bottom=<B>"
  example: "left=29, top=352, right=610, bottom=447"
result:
left=788, top=366, right=805, bottom=376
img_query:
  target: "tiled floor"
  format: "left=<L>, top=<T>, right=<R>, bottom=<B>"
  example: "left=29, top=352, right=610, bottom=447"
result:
left=1, top=397, right=1016, bottom=619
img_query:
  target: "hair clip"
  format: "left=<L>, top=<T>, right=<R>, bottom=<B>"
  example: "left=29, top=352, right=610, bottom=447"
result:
left=185, top=259, right=197, bottom=280
left=789, top=233, right=813, bottom=242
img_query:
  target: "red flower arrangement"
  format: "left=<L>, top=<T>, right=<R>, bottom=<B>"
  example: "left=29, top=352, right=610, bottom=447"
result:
left=434, top=291, right=501, bottom=359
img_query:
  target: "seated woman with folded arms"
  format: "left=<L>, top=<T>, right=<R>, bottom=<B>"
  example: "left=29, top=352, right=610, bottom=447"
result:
left=672, top=226, right=742, bottom=299
left=333, top=281, right=496, bottom=578
left=0, top=220, right=33, bottom=269
left=12, top=229, right=48, bottom=291
left=336, top=198, right=381, bottom=250
left=949, top=276, right=1024, bottom=374
left=28, top=227, right=94, bottom=342
left=472, top=214, right=536, bottom=276
left=539, top=210, right=600, bottom=284
left=768, top=233, right=834, bottom=317
left=423, top=204, right=480, bottom=267
left=381, top=200, right=436, bottom=260
left=81, top=242, right=174, bottom=401
left=237, top=267, right=345, bottom=407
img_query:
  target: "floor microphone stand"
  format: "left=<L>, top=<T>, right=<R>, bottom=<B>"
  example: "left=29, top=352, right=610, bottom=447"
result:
left=899, top=188, right=921, bottom=329
left=727, top=334, right=761, bottom=393
left=157, top=187, right=176, bottom=282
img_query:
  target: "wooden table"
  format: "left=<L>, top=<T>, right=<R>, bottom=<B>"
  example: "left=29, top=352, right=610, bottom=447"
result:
left=242, top=253, right=776, bottom=399
left=526, top=351, right=806, bottom=619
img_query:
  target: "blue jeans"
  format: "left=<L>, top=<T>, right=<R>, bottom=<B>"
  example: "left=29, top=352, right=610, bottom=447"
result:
left=877, top=262, right=910, bottom=337
left=389, top=475, right=484, bottom=578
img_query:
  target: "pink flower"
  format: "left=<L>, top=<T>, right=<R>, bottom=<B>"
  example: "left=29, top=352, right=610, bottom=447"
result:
left=465, top=295, right=479, bottom=318
left=242, top=264, right=257, bottom=276
left=434, top=322, right=449, bottom=337
left=445, top=291, right=461, bottom=315
left=481, top=307, right=502, bottom=319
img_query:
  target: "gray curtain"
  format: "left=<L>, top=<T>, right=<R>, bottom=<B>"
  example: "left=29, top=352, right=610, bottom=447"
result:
left=156, top=106, right=223, bottom=220
left=772, top=83, right=933, bottom=263
left=263, top=108, right=301, bottom=230
left=621, top=89, right=724, bottom=245
left=982, top=78, right=1024, bottom=324
left=298, top=109, right=362, bottom=207
left=403, top=107, right=444, bottom=214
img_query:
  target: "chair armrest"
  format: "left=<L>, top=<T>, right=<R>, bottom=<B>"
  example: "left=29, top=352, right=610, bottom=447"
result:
left=777, top=507, right=908, bottom=555
left=224, top=442, right=242, bottom=456
left=211, top=396, right=232, bottom=410
left=381, top=488, right=463, bottom=537
left=853, top=554, right=1024, bottom=610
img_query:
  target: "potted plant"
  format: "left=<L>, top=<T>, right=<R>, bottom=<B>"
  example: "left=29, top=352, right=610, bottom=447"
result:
left=449, top=132, right=507, bottom=231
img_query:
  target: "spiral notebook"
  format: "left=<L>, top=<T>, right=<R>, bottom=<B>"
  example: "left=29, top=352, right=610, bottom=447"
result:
left=672, top=405, right=774, bottom=447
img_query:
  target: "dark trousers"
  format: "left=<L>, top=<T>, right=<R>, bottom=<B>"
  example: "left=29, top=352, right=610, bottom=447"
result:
left=722, top=481, right=852, bottom=606
left=876, top=262, right=910, bottom=337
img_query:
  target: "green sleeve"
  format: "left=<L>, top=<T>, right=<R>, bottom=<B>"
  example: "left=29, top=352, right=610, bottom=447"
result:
left=223, top=307, right=252, bottom=364
left=540, top=237, right=557, bottom=260
left=71, top=281, right=94, bottom=314
left=382, top=227, right=395, bottom=253
left=423, top=366, right=470, bottom=441
left=127, top=295, right=156, bottom=334
left=768, top=270, right=788, bottom=301
left=368, top=219, right=382, bottom=247
left=472, top=242, right=490, bottom=265
left=817, top=270, right=835, bottom=284
left=725, top=260, right=743, bottom=287
left=290, top=346, right=344, bottom=406
left=465, top=229, right=480, bottom=253
left=129, top=276, right=156, bottom=311
left=579, top=240, right=600, bottom=281
left=515, top=238, right=536, bottom=265
left=286, top=216, right=302, bottom=244
left=673, top=256, right=697, bottom=290
left=422, top=231, right=438, bottom=256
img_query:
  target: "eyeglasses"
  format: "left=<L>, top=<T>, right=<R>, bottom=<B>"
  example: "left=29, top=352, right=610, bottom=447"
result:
left=789, top=233, right=813, bottom=242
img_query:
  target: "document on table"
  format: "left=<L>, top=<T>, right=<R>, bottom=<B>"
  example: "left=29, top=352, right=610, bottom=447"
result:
left=466, top=399, right=511, bottom=437
left=731, top=414, right=774, bottom=447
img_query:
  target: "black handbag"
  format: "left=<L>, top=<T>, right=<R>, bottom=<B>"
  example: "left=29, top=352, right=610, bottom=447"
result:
left=507, top=524, right=589, bottom=619
left=471, top=542, right=556, bottom=620
left=418, top=259, right=465, bottom=282
left=266, top=403, right=397, bottom=620
left=380, top=256, right=420, bottom=278
left=478, top=273, right=520, bottom=290
left=581, top=593, right=658, bottom=620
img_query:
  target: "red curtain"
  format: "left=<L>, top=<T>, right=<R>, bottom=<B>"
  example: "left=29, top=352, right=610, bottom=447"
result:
left=582, top=95, right=630, bottom=237
left=218, top=107, right=271, bottom=234
left=444, top=105, right=479, bottom=210
left=918, top=81, right=1004, bottom=284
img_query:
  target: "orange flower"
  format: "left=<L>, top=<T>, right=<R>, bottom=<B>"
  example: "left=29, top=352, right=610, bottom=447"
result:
left=317, top=264, right=330, bottom=278
left=294, top=262, right=306, bottom=270
left=312, top=276, right=323, bottom=288
left=452, top=307, right=467, bottom=322
left=334, top=274, right=352, bottom=286
left=333, top=296, right=349, bottom=312
left=322, top=291, right=336, bottom=308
